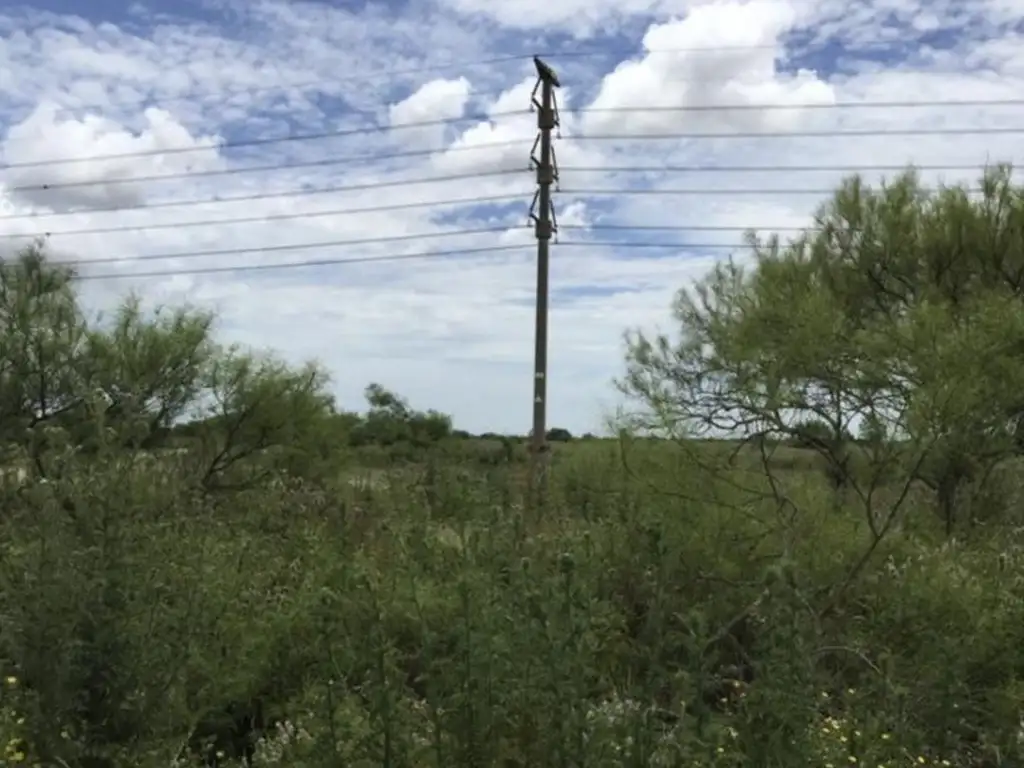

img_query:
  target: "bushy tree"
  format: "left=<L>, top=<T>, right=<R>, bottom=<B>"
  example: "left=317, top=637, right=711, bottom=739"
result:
left=620, top=165, right=1024, bottom=536
left=0, top=245, right=339, bottom=482
left=790, top=419, right=839, bottom=450
left=0, top=244, right=87, bottom=459
left=81, top=295, right=216, bottom=451
left=189, top=348, right=336, bottom=487
left=349, top=383, right=452, bottom=449
left=0, top=244, right=344, bottom=767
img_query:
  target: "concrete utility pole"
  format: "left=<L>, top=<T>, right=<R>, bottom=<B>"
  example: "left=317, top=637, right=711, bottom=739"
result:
left=527, top=56, right=560, bottom=491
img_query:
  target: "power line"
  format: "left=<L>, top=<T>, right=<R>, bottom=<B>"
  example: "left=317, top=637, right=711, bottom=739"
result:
left=562, top=186, right=988, bottom=196
left=55, top=226, right=521, bottom=267
left=13, top=154, right=1012, bottom=198
left=15, top=48, right=1019, bottom=287
left=2, top=206, right=935, bottom=244
left=574, top=220, right=1016, bottom=234
left=1, top=174, right=997, bottom=237
left=53, top=231, right=881, bottom=276
left=6, top=213, right=972, bottom=245
left=8, top=101, right=1022, bottom=180
left=577, top=98, right=1024, bottom=114
left=62, top=236, right=810, bottom=283
left=0, top=193, right=526, bottom=239
left=568, top=162, right=1018, bottom=174
left=571, top=224, right=807, bottom=233
left=557, top=240, right=763, bottom=249
left=5, top=141, right=531, bottom=194
left=54, top=229, right=789, bottom=277
left=0, top=176, right=995, bottom=240
left=14, top=119, right=1021, bottom=197
left=1, top=112, right=531, bottom=171
left=72, top=243, right=531, bottom=281
left=0, top=167, right=529, bottom=222
left=570, top=127, right=1024, bottom=141
left=568, top=222, right=932, bottom=234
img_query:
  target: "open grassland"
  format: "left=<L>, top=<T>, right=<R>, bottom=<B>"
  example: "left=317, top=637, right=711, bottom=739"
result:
left=1, top=438, right=1022, bottom=768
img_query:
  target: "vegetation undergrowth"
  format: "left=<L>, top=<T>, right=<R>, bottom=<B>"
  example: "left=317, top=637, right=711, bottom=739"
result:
left=2, top=167, right=1024, bottom=767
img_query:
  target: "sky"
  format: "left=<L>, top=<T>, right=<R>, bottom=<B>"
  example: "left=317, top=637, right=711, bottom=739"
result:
left=0, top=0, right=1022, bottom=435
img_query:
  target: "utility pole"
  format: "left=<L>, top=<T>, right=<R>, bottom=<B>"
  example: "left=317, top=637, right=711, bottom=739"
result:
left=527, top=56, right=560, bottom=496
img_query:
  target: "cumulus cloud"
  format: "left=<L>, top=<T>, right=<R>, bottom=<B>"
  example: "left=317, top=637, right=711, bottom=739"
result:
left=389, top=76, right=472, bottom=146
left=1, top=102, right=223, bottom=211
left=581, top=4, right=837, bottom=136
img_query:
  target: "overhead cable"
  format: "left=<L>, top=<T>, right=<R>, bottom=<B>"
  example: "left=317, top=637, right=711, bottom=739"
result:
left=72, top=243, right=532, bottom=281
left=69, top=237, right=803, bottom=281
left=0, top=168, right=530, bottom=222
left=56, top=225, right=522, bottom=267
left=6, top=114, right=1021, bottom=175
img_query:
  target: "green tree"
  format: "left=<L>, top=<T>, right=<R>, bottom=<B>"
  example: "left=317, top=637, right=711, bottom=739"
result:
left=0, top=245, right=339, bottom=484
left=0, top=244, right=87, bottom=464
left=857, top=412, right=887, bottom=445
left=790, top=418, right=837, bottom=450
left=349, top=383, right=452, bottom=449
left=0, top=245, right=343, bottom=767
left=81, top=295, right=215, bottom=452
left=189, top=348, right=336, bottom=488
left=546, top=427, right=573, bottom=442
left=620, top=165, right=1024, bottom=538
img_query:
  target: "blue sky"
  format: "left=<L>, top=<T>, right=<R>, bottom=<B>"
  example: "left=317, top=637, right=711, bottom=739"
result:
left=0, top=0, right=1022, bottom=434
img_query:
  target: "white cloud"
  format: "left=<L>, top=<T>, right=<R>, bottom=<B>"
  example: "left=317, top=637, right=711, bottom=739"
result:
left=0, top=0, right=1021, bottom=434
left=580, top=5, right=837, bottom=136
left=389, top=75, right=473, bottom=125
left=389, top=76, right=472, bottom=147
left=434, top=0, right=688, bottom=34
left=1, top=102, right=223, bottom=210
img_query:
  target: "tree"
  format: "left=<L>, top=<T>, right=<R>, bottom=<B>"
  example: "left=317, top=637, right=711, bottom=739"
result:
left=0, top=246, right=343, bottom=766
left=364, top=382, right=409, bottom=419
left=791, top=419, right=840, bottom=451
left=857, top=412, right=887, bottom=445
left=0, top=245, right=340, bottom=486
left=0, top=244, right=87, bottom=461
left=190, top=348, right=336, bottom=488
left=546, top=427, right=573, bottom=442
left=620, top=165, right=1024, bottom=538
left=80, top=295, right=216, bottom=452
left=349, top=383, right=452, bottom=449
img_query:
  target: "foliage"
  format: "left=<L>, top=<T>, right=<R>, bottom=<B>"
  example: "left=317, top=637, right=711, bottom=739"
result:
left=0, top=244, right=87, bottom=454
left=790, top=418, right=849, bottom=450
left=546, top=427, right=573, bottom=442
left=620, top=165, right=1024, bottom=536
left=82, top=295, right=216, bottom=452
left=188, top=348, right=337, bottom=486
left=348, top=383, right=453, bottom=449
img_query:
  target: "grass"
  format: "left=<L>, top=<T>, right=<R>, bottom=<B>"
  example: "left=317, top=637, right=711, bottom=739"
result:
left=0, top=437, right=1021, bottom=767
